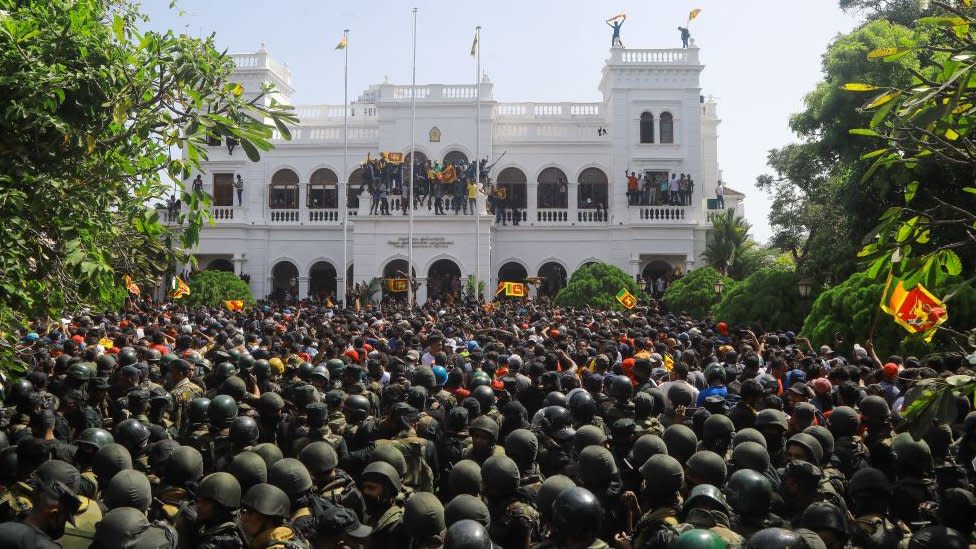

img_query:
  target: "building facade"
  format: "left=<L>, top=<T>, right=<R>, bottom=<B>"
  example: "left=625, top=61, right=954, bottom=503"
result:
left=183, top=45, right=742, bottom=303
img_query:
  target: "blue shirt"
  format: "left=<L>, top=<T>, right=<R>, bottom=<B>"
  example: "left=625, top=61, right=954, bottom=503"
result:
left=697, top=385, right=728, bottom=407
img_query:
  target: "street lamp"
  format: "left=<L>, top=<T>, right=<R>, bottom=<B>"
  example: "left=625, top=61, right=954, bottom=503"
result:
left=798, top=277, right=814, bottom=298
left=713, top=278, right=725, bottom=296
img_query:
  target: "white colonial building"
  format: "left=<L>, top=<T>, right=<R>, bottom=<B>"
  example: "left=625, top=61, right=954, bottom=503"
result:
left=182, top=44, right=743, bottom=304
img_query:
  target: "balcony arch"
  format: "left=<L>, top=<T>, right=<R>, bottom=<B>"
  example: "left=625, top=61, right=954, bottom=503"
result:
left=577, top=167, right=608, bottom=210
left=537, top=167, right=568, bottom=209
left=269, top=168, right=299, bottom=209
left=308, top=167, right=338, bottom=209
left=496, top=167, right=527, bottom=210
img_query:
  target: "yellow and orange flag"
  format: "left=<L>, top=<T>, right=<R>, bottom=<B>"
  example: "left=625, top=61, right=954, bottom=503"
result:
left=880, top=274, right=948, bottom=342
left=385, top=278, right=409, bottom=293
left=496, top=282, right=526, bottom=297
left=335, top=36, right=348, bottom=50
left=688, top=8, right=703, bottom=22
left=616, top=288, right=637, bottom=310
left=224, top=300, right=245, bottom=311
left=124, top=275, right=140, bottom=296
left=170, top=278, right=190, bottom=300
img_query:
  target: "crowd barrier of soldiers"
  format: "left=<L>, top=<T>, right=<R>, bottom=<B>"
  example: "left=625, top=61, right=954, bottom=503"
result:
left=1, top=296, right=975, bottom=549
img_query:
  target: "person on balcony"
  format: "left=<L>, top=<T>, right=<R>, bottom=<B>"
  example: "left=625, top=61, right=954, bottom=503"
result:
left=607, top=14, right=626, bottom=47
left=191, top=174, right=203, bottom=194
left=467, top=177, right=478, bottom=215
left=659, top=175, right=671, bottom=206
left=625, top=170, right=639, bottom=206
left=234, top=175, right=244, bottom=206
left=491, top=185, right=507, bottom=225
left=716, top=179, right=726, bottom=209
left=678, top=26, right=691, bottom=48
left=686, top=175, right=695, bottom=206
left=641, top=172, right=653, bottom=206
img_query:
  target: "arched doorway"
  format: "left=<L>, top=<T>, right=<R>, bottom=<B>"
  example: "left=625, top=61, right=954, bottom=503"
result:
left=308, top=261, right=337, bottom=301
left=642, top=260, right=674, bottom=297
left=427, top=259, right=461, bottom=304
left=348, top=168, right=363, bottom=209
left=537, top=262, right=568, bottom=298
left=382, top=259, right=416, bottom=301
left=271, top=261, right=299, bottom=301
left=207, top=259, right=234, bottom=272
left=537, top=167, right=568, bottom=209
left=497, top=262, right=528, bottom=283
left=443, top=150, right=468, bottom=165
left=309, top=168, right=338, bottom=209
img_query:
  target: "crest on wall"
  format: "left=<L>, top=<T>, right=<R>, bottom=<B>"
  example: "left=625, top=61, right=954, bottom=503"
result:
left=429, top=127, right=441, bottom=143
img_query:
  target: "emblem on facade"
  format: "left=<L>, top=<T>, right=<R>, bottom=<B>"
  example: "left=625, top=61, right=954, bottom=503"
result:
left=429, top=126, right=441, bottom=142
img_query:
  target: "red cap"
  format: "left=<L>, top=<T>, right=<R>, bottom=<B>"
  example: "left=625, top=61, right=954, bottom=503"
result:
left=883, top=363, right=899, bottom=378
left=344, top=349, right=360, bottom=363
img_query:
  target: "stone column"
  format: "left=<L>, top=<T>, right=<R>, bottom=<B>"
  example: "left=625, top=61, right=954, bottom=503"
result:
left=526, top=182, right=538, bottom=225
left=298, top=276, right=309, bottom=299
left=568, top=182, right=579, bottom=223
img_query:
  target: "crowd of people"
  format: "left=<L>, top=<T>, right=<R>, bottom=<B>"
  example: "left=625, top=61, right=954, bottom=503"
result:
left=357, top=155, right=488, bottom=217
left=626, top=172, right=695, bottom=207
left=2, top=297, right=975, bottom=549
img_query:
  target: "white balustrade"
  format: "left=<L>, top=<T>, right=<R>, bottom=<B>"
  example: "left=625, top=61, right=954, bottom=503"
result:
left=577, top=209, right=609, bottom=223
left=635, top=206, right=688, bottom=223
left=211, top=206, right=235, bottom=221
left=270, top=209, right=300, bottom=223
left=308, top=209, right=340, bottom=223
left=536, top=208, right=569, bottom=224
left=613, top=48, right=700, bottom=65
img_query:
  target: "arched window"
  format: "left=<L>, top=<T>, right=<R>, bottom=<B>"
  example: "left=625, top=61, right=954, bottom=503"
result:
left=347, top=168, right=362, bottom=209
left=308, top=168, right=338, bottom=209
left=537, top=167, right=568, bottom=209
left=269, top=169, right=299, bottom=209
left=660, top=112, right=674, bottom=144
left=443, top=150, right=468, bottom=165
left=496, top=167, right=527, bottom=210
left=640, top=112, right=654, bottom=144
left=578, top=168, right=608, bottom=209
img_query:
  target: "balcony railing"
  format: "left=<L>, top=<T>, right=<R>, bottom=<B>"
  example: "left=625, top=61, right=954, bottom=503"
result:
left=211, top=206, right=235, bottom=221
left=578, top=209, right=609, bottom=223
left=536, top=208, right=569, bottom=224
left=308, top=209, right=340, bottom=223
left=635, top=206, right=688, bottom=223
left=270, top=209, right=300, bottom=223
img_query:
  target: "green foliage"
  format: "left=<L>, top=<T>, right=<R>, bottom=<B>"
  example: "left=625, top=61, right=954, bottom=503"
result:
left=702, top=210, right=755, bottom=278
left=555, top=263, right=640, bottom=310
left=0, top=0, right=295, bottom=367
left=464, top=274, right=486, bottom=299
left=662, top=267, right=733, bottom=318
left=183, top=271, right=254, bottom=309
left=839, top=0, right=929, bottom=26
left=848, top=2, right=976, bottom=304
left=801, top=271, right=976, bottom=355
left=713, top=266, right=812, bottom=331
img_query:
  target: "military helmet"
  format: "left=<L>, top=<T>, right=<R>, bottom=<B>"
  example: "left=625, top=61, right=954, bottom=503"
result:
left=725, top=469, right=772, bottom=516
left=731, top=442, right=770, bottom=473
left=684, top=483, right=731, bottom=514
left=829, top=406, right=860, bottom=438
left=310, top=366, right=330, bottom=382
left=186, top=397, right=212, bottom=425
left=755, top=409, right=788, bottom=432
left=663, top=424, right=698, bottom=463
left=148, top=439, right=180, bottom=472
left=640, top=454, right=684, bottom=495
left=579, top=445, right=618, bottom=492
left=165, top=446, right=203, bottom=485
left=686, top=450, right=728, bottom=487
left=371, top=445, right=407, bottom=478
left=299, top=441, right=339, bottom=475
left=448, top=460, right=482, bottom=498
left=540, top=406, right=575, bottom=441
left=795, top=501, right=848, bottom=540
left=543, top=391, right=568, bottom=408
left=253, top=359, right=271, bottom=378
left=403, top=492, right=446, bottom=540
left=536, top=474, right=576, bottom=524
left=859, top=395, right=890, bottom=421
left=444, top=495, right=491, bottom=529
left=445, top=519, right=492, bottom=549
left=115, top=418, right=150, bottom=453
left=703, top=414, right=734, bottom=442
left=208, top=394, right=238, bottom=425
left=252, top=442, right=284, bottom=469
left=226, top=451, right=268, bottom=493
left=118, top=348, right=139, bottom=367
left=802, top=425, right=835, bottom=459
left=787, top=433, right=824, bottom=466
left=242, top=483, right=291, bottom=519
left=907, top=525, right=970, bottom=549
left=469, top=371, right=491, bottom=389
left=268, top=457, right=313, bottom=498
left=568, top=390, right=596, bottom=422
left=325, top=358, right=345, bottom=379
left=104, top=469, right=152, bottom=512
left=573, top=425, right=608, bottom=454
left=229, top=416, right=259, bottom=448
left=76, top=428, right=114, bottom=451
left=481, top=455, right=520, bottom=496
left=145, top=349, right=162, bottom=363
left=552, top=486, right=603, bottom=540
left=469, top=415, right=500, bottom=440
left=67, top=362, right=93, bottom=381
left=97, top=354, right=119, bottom=373
left=198, top=472, right=242, bottom=509
left=504, top=429, right=539, bottom=465
left=238, top=353, right=255, bottom=372
left=93, top=443, right=133, bottom=484
left=673, top=529, right=726, bottom=549
left=608, top=375, right=633, bottom=401
left=471, top=385, right=495, bottom=411
left=361, top=461, right=402, bottom=494
left=344, top=394, right=371, bottom=422
left=214, top=362, right=237, bottom=381
left=6, top=378, right=34, bottom=406
left=745, top=528, right=805, bottom=549
left=733, top=428, right=767, bottom=449
left=847, top=467, right=891, bottom=498
left=92, top=507, right=156, bottom=548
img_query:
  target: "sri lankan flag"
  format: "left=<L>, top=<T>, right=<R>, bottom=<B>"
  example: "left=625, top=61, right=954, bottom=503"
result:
left=224, top=300, right=245, bottom=311
left=880, top=273, right=948, bottom=342
left=335, top=35, right=348, bottom=50
left=616, top=288, right=637, bottom=310
left=688, top=8, right=703, bottom=22
left=386, top=278, right=408, bottom=293
left=170, top=277, right=190, bottom=300
left=124, top=275, right=140, bottom=296
left=496, top=282, right=526, bottom=297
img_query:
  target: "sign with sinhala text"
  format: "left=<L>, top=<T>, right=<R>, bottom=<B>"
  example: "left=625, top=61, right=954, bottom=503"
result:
left=387, top=236, right=453, bottom=249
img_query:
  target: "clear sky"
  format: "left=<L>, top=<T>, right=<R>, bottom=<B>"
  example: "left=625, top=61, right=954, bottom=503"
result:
left=144, top=0, right=864, bottom=242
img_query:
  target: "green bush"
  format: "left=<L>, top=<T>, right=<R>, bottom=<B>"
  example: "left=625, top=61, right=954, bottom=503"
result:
left=713, top=266, right=811, bottom=331
left=801, top=272, right=976, bottom=356
left=555, top=263, right=640, bottom=310
left=183, top=270, right=255, bottom=309
left=662, top=267, right=734, bottom=318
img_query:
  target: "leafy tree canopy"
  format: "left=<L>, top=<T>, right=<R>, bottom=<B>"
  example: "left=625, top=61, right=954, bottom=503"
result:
left=183, top=270, right=255, bottom=309
left=701, top=210, right=756, bottom=279
left=0, top=0, right=294, bottom=362
left=662, top=267, right=734, bottom=318
left=555, top=263, right=640, bottom=311
left=712, top=266, right=813, bottom=332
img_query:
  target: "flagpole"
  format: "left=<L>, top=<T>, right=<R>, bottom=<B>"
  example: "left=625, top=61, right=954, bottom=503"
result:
left=408, top=8, right=417, bottom=308
left=341, top=29, right=349, bottom=309
left=474, top=26, right=481, bottom=303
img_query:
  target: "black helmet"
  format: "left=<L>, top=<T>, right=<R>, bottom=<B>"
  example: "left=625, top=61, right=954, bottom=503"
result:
left=787, top=433, right=824, bottom=466
left=76, top=428, right=114, bottom=451
left=299, top=441, right=339, bottom=476
left=226, top=451, right=268, bottom=493
left=145, top=349, right=162, bottom=363
left=443, top=495, right=490, bottom=528
left=448, top=460, right=482, bottom=498
left=640, top=454, right=684, bottom=495
left=543, top=391, right=568, bottom=408
left=115, top=418, right=150, bottom=454
left=7, top=378, right=34, bottom=406
left=847, top=467, right=890, bottom=498
left=663, top=424, right=698, bottom=463
left=469, top=415, right=499, bottom=441
left=608, top=376, right=633, bottom=401
left=907, top=525, right=970, bottom=549
left=731, top=442, right=770, bottom=473
left=104, top=469, right=152, bottom=512
left=481, top=455, right=520, bottom=497
left=93, top=443, right=133, bottom=484
left=684, top=484, right=730, bottom=514
left=253, top=359, right=271, bottom=379
left=537, top=474, right=576, bottom=524
left=568, top=390, right=596, bottom=423
left=165, top=446, right=204, bottom=485
left=829, top=406, right=859, bottom=438
left=403, top=492, right=446, bottom=541
left=725, top=469, right=772, bottom=516
left=540, top=406, right=575, bottom=441
left=198, top=472, right=242, bottom=509
left=268, top=457, right=313, bottom=498
left=631, top=434, right=668, bottom=468
left=208, top=394, right=238, bottom=426
left=118, top=348, right=139, bottom=367
left=745, top=528, right=805, bottom=549
left=686, top=450, right=727, bottom=487
left=344, top=394, right=371, bottom=422
left=733, top=428, right=767, bottom=449
left=552, top=487, right=603, bottom=540
left=471, top=385, right=495, bottom=412
left=242, top=483, right=291, bottom=519
left=796, top=501, right=848, bottom=540
left=445, top=519, right=492, bottom=549
left=361, top=461, right=402, bottom=495
left=673, top=528, right=726, bottom=549
left=229, top=416, right=260, bottom=448
left=579, top=445, right=618, bottom=491
left=859, top=395, right=890, bottom=421
left=186, top=397, right=212, bottom=425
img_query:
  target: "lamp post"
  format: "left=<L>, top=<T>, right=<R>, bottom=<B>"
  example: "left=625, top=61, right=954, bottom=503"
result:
left=798, top=277, right=813, bottom=299
left=713, top=278, right=725, bottom=297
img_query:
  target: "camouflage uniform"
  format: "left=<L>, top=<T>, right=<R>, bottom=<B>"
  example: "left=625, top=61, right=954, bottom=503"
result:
left=632, top=506, right=682, bottom=549
left=57, top=496, right=103, bottom=549
left=487, top=496, right=541, bottom=549
left=193, top=519, right=246, bottom=549
left=170, top=377, right=204, bottom=429
left=851, top=514, right=911, bottom=549
left=0, top=482, right=32, bottom=522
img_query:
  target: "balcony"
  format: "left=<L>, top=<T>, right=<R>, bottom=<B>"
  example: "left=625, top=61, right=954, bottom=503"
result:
left=608, top=47, right=701, bottom=66
left=631, top=205, right=690, bottom=224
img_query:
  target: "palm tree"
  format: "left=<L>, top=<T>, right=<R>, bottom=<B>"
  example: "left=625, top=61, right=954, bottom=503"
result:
left=703, top=209, right=754, bottom=277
